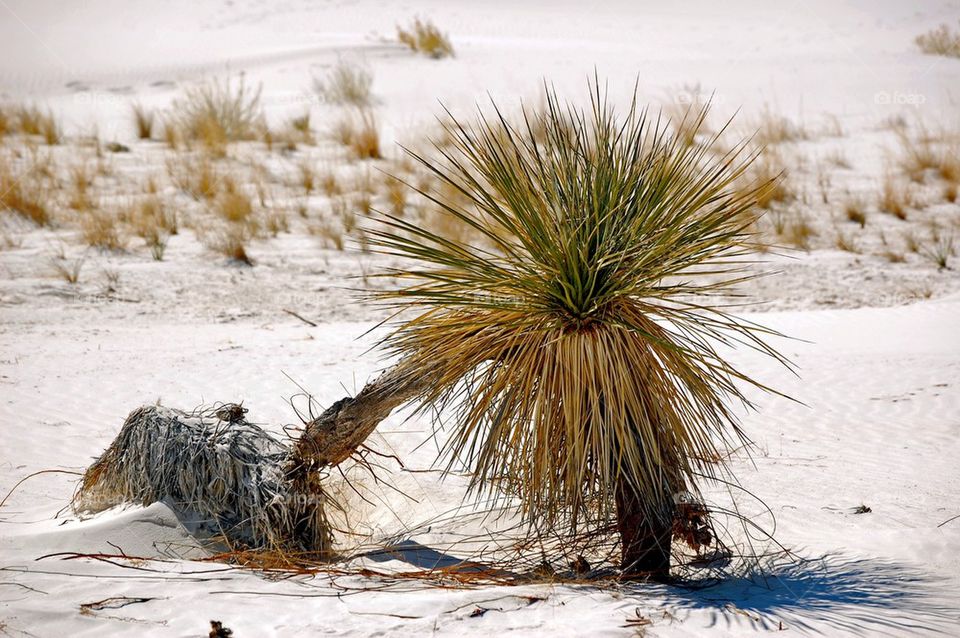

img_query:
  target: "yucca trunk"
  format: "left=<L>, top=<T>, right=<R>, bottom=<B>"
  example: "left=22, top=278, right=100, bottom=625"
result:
left=615, top=475, right=672, bottom=580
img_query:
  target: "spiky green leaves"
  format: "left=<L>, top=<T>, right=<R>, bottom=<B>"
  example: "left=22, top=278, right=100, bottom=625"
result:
left=368, top=81, right=788, bottom=534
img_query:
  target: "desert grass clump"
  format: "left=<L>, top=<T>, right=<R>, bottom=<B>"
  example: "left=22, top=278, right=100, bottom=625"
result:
left=0, top=161, right=51, bottom=226
left=168, top=155, right=220, bottom=200
left=81, top=210, right=125, bottom=251
left=314, top=61, right=373, bottom=106
left=749, top=151, right=792, bottom=209
left=921, top=233, right=954, bottom=269
left=209, top=225, right=254, bottom=265
left=132, top=103, right=155, bottom=140
left=334, top=111, right=382, bottom=160
left=171, top=77, right=264, bottom=155
left=844, top=197, right=867, bottom=227
left=833, top=227, right=859, bottom=253
left=68, top=163, right=96, bottom=211
left=367, top=84, right=789, bottom=580
left=50, top=253, right=85, bottom=284
left=753, top=108, right=807, bottom=146
left=397, top=18, right=454, bottom=59
left=916, top=23, right=960, bottom=58
left=784, top=215, right=817, bottom=250
left=879, top=174, right=914, bottom=220
left=945, top=181, right=958, bottom=203
left=16, top=105, right=60, bottom=144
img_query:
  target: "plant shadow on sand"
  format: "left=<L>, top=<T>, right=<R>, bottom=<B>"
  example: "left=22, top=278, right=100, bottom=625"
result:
left=364, top=543, right=956, bottom=634
left=661, top=553, right=958, bottom=634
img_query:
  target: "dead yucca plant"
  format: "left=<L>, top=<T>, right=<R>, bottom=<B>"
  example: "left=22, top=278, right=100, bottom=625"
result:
left=367, top=83, right=789, bottom=580
left=314, top=60, right=373, bottom=106
left=396, top=17, right=454, bottom=58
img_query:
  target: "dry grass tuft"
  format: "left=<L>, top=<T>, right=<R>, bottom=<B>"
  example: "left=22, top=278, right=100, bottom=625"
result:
left=81, top=209, right=125, bottom=251
left=50, top=254, right=85, bottom=284
left=879, top=174, right=914, bottom=220
left=824, top=149, right=851, bottom=169
left=0, top=161, right=51, bottom=226
left=945, top=181, right=958, bottom=203
left=920, top=233, right=954, bottom=269
left=916, top=22, right=960, bottom=58
left=314, top=61, right=373, bottom=106
left=397, top=18, right=454, bottom=58
left=333, top=111, right=382, bottom=160
left=170, top=77, right=264, bottom=155
left=132, top=103, right=155, bottom=140
left=833, top=227, right=859, bottom=253
left=16, top=105, right=61, bottom=144
left=210, top=225, right=254, bottom=265
left=168, top=155, right=220, bottom=200
left=383, top=175, right=408, bottom=216
left=784, top=215, right=817, bottom=250
left=753, top=108, right=808, bottom=145
left=68, top=163, right=96, bottom=211
left=749, top=151, right=792, bottom=209
left=298, top=160, right=316, bottom=194
left=843, top=197, right=867, bottom=227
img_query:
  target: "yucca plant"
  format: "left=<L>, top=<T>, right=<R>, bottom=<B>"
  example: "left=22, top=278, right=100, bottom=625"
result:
left=366, top=81, right=789, bottom=580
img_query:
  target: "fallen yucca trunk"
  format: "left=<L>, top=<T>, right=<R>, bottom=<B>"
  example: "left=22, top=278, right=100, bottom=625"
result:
left=75, top=365, right=428, bottom=556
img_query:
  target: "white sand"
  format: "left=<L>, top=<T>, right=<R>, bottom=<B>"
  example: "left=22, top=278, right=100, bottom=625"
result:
left=2, top=0, right=960, bottom=635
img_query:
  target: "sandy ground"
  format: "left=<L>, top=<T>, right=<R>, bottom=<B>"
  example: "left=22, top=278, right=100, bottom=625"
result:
left=2, top=0, right=960, bottom=636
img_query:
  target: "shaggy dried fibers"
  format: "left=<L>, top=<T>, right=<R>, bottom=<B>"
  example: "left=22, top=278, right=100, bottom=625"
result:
left=74, top=404, right=334, bottom=556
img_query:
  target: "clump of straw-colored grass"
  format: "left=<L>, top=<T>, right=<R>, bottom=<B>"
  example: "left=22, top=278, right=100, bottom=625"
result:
left=397, top=18, right=454, bottom=58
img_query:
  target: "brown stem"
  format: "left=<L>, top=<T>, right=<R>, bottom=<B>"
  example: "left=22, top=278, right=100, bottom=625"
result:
left=614, top=474, right=672, bottom=581
left=286, top=361, right=432, bottom=477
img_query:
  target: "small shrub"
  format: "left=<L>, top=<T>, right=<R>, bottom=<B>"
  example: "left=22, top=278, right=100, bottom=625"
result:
left=314, top=61, right=373, bottom=106
left=397, top=18, right=454, bottom=58
left=916, top=23, right=960, bottom=58
left=132, top=103, right=155, bottom=139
